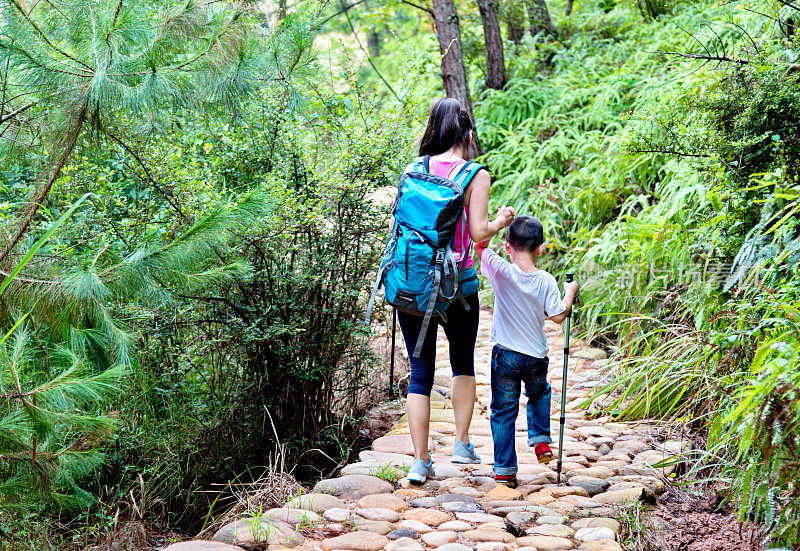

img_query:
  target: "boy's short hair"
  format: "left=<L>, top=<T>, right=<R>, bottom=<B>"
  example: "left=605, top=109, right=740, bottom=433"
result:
left=506, top=215, right=544, bottom=253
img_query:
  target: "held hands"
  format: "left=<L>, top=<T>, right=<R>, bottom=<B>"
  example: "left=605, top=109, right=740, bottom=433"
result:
left=476, top=205, right=515, bottom=246
left=495, top=205, right=516, bottom=229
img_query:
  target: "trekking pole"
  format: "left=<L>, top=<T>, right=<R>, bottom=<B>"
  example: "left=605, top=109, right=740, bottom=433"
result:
left=556, top=273, right=574, bottom=485
left=389, top=308, right=397, bottom=398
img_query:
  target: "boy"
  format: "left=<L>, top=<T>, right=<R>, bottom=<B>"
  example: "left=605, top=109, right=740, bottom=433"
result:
left=475, top=215, right=579, bottom=487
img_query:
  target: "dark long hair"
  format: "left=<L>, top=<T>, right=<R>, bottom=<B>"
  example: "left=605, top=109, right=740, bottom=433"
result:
left=418, top=98, right=473, bottom=157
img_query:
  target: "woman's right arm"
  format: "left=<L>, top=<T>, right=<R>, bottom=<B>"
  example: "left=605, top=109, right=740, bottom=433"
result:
left=466, top=170, right=515, bottom=242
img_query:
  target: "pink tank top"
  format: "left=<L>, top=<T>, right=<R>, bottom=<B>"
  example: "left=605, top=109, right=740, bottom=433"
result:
left=429, top=155, right=474, bottom=269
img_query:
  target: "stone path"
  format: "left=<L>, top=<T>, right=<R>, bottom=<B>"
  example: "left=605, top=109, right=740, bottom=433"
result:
left=168, top=311, right=689, bottom=551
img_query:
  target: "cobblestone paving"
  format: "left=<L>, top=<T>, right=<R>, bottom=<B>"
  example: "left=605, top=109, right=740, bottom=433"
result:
left=170, top=312, right=689, bottom=551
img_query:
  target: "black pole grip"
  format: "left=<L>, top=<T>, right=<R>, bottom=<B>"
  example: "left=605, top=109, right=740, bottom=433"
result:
left=565, top=272, right=577, bottom=316
left=565, top=272, right=579, bottom=299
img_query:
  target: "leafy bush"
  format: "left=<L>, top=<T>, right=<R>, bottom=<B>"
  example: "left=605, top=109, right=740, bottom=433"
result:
left=127, top=100, right=409, bottom=521
left=0, top=4, right=416, bottom=541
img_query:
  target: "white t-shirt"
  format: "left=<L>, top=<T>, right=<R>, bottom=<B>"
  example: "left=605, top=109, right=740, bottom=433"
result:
left=481, top=249, right=566, bottom=359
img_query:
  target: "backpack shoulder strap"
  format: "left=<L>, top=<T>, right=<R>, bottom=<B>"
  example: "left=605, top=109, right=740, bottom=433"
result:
left=452, top=161, right=485, bottom=190
left=412, top=156, right=429, bottom=174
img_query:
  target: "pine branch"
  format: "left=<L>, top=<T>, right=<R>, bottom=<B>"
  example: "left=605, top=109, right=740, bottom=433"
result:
left=110, top=0, right=124, bottom=26
left=161, top=7, right=247, bottom=73
left=8, top=0, right=95, bottom=73
left=0, top=269, right=54, bottom=284
left=12, top=363, right=120, bottom=403
left=1, top=450, right=61, bottom=461
left=0, top=99, right=39, bottom=125
left=1, top=325, right=37, bottom=434
left=0, top=42, right=92, bottom=77
left=0, top=98, right=88, bottom=266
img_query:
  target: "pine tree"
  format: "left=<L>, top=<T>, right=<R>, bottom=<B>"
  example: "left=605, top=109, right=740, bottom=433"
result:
left=0, top=0, right=310, bottom=511
left=0, top=186, right=265, bottom=510
left=0, top=196, right=122, bottom=511
left=0, top=0, right=262, bottom=265
left=0, top=320, right=122, bottom=511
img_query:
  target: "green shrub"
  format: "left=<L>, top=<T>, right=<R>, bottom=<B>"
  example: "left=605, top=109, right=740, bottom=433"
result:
left=0, top=4, right=416, bottom=537
left=78, top=85, right=417, bottom=528
left=471, top=1, right=800, bottom=543
left=708, top=330, right=800, bottom=546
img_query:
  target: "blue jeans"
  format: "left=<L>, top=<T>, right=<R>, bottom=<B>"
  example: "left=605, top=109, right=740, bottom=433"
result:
left=490, top=345, right=552, bottom=476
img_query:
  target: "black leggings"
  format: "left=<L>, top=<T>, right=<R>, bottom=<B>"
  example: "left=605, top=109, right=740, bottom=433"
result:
left=397, top=292, right=480, bottom=396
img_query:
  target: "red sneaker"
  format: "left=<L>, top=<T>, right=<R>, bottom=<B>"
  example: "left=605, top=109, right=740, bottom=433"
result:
left=494, top=473, right=518, bottom=488
left=534, top=442, right=554, bottom=464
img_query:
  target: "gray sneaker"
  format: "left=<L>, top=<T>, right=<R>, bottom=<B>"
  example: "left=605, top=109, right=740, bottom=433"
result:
left=407, top=458, right=435, bottom=484
left=452, top=441, right=481, bottom=464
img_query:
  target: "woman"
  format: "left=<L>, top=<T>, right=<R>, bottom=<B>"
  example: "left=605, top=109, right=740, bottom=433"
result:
left=402, top=98, right=515, bottom=483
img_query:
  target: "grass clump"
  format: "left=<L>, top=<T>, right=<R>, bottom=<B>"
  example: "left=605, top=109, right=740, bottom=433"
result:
left=368, top=463, right=410, bottom=482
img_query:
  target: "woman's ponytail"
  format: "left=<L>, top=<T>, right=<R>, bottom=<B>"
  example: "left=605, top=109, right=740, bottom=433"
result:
left=419, top=98, right=473, bottom=157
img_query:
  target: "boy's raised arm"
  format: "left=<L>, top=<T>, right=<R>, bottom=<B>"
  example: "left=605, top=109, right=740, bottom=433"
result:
left=474, top=239, right=491, bottom=260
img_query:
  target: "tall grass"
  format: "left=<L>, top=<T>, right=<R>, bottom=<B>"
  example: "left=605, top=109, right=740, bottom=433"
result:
left=470, top=0, right=800, bottom=545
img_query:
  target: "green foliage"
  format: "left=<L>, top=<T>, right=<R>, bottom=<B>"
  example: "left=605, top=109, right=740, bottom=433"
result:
left=4, top=0, right=800, bottom=546
left=709, top=330, right=800, bottom=545
left=0, top=0, right=264, bottom=133
left=34, top=18, right=415, bottom=540
left=0, top=194, right=122, bottom=512
left=0, top=1, right=414, bottom=542
left=0, top=323, right=122, bottom=511
left=462, top=0, right=800, bottom=545
left=368, top=462, right=409, bottom=482
left=0, top=178, right=260, bottom=515
left=123, top=94, right=410, bottom=520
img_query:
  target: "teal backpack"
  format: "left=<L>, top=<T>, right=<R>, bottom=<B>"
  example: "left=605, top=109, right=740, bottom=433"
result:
left=366, top=155, right=483, bottom=357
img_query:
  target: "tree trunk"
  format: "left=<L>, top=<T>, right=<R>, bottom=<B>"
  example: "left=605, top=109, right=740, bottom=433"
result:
left=477, top=0, right=506, bottom=90
left=431, top=0, right=483, bottom=157
left=504, top=0, right=525, bottom=46
left=565, top=0, right=574, bottom=16
left=367, top=30, right=380, bottom=58
left=637, top=0, right=667, bottom=21
left=526, top=0, right=555, bottom=36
